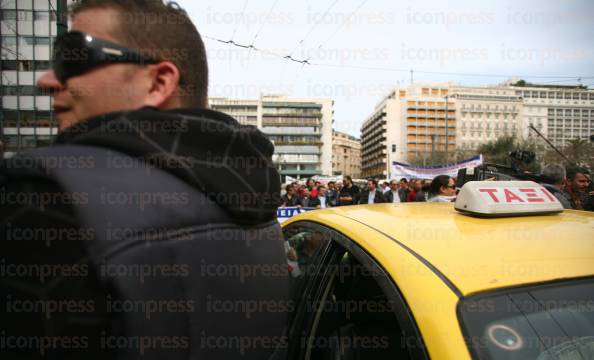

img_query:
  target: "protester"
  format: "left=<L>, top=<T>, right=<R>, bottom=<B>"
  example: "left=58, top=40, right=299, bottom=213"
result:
left=326, top=181, right=339, bottom=207
left=295, top=182, right=305, bottom=197
left=359, top=179, right=386, bottom=204
left=281, top=184, right=300, bottom=207
left=415, top=179, right=431, bottom=202
left=399, top=178, right=411, bottom=202
left=385, top=180, right=402, bottom=203
left=338, top=175, right=360, bottom=206
left=0, top=2, right=288, bottom=358
left=299, top=188, right=320, bottom=208
left=427, top=175, right=457, bottom=202
left=585, top=172, right=594, bottom=211
left=316, top=185, right=329, bottom=209
left=541, top=164, right=572, bottom=209
left=306, top=178, right=319, bottom=197
left=407, top=179, right=420, bottom=202
left=560, top=166, right=591, bottom=210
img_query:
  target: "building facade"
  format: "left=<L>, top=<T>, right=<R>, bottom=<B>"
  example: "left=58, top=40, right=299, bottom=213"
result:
left=1, top=0, right=71, bottom=158
left=454, top=85, right=523, bottom=151
left=209, top=95, right=333, bottom=180
left=504, top=82, right=594, bottom=147
left=332, top=130, right=360, bottom=178
left=361, top=81, right=594, bottom=179
left=361, top=83, right=456, bottom=178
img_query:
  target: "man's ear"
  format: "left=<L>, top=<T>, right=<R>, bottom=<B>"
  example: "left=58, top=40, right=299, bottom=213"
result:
left=143, top=61, right=181, bottom=109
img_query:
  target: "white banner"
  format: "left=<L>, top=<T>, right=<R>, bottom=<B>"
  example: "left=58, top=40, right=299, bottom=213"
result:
left=391, top=155, right=483, bottom=180
left=311, top=175, right=343, bottom=184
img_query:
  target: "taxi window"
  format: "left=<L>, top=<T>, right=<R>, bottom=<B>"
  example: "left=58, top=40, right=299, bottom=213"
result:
left=283, top=222, right=428, bottom=360
left=458, top=278, right=594, bottom=360
left=283, top=225, right=332, bottom=302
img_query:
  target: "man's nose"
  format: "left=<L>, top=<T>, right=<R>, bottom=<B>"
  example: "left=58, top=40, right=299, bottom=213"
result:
left=37, top=70, right=63, bottom=94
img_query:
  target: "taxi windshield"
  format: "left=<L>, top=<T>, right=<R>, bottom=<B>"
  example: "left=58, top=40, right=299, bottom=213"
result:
left=458, top=278, right=594, bottom=360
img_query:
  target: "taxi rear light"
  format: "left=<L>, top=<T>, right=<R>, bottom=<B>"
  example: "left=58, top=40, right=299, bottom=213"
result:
left=454, top=181, right=563, bottom=217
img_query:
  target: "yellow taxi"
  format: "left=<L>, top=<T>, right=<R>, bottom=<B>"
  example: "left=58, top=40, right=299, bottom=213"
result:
left=280, top=181, right=594, bottom=359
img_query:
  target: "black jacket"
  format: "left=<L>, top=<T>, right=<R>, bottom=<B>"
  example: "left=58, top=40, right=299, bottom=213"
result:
left=338, top=184, right=360, bottom=206
left=385, top=190, right=407, bottom=203
left=0, top=107, right=290, bottom=359
left=357, top=189, right=386, bottom=204
left=281, top=193, right=300, bottom=207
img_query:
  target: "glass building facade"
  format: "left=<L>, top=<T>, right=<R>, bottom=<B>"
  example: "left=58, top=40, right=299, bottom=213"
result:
left=1, top=0, right=70, bottom=158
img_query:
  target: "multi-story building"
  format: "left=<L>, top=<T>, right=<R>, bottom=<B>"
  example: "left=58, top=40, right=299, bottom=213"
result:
left=208, top=98, right=260, bottom=127
left=361, top=81, right=594, bottom=179
left=454, top=85, right=523, bottom=151
left=503, top=81, right=594, bottom=147
left=361, top=83, right=455, bottom=178
left=1, top=0, right=71, bottom=158
left=209, top=95, right=333, bottom=180
left=332, top=130, right=360, bottom=178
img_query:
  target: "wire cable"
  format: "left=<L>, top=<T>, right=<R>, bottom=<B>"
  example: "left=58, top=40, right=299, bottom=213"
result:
left=289, top=0, right=339, bottom=56
left=230, top=0, right=250, bottom=41
left=203, top=35, right=593, bottom=82
left=249, top=0, right=281, bottom=47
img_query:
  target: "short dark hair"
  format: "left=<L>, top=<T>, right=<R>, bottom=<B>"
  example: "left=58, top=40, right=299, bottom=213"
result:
left=285, top=184, right=293, bottom=192
left=367, top=178, right=377, bottom=186
left=343, top=175, right=352, bottom=182
left=566, top=166, right=589, bottom=181
left=429, top=175, right=451, bottom=196
left=70, top=0, right=208, bottom=107
left=400, top=178, right=408, bottom=183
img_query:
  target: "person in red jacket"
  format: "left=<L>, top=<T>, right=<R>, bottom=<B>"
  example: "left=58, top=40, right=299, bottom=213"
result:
left=407, top=179, right=421, bottom=202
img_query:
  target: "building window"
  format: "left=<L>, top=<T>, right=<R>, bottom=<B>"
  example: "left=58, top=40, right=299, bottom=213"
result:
left=1, top=10, right=17, bottom=19
left=16, top=10, right=34, bottom=21
left=21, top=36, right=50, bottom=45
left=1, top=36, right=17, bottom=46
left=1, top=85, right=44, bottom=96
left=33, top=11, right=53, bottom=20
left=1, top=60, right=50, bottom=71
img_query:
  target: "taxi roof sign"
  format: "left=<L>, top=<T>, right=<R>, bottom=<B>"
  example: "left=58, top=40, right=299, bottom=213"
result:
left=454, top=181, right=563, bottom=217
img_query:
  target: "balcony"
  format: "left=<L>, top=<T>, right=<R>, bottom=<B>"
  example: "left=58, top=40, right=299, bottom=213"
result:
left=275, top=145, right=321, bottom=154
left=262, top=116, right=321, bottom=127
left=273, top=141, right=323, bottom=146
left=263, top=111, right=322, bottom=118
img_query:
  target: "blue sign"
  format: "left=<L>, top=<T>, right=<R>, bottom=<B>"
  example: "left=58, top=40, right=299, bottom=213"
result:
left=277, top=207, right=315, bottom=223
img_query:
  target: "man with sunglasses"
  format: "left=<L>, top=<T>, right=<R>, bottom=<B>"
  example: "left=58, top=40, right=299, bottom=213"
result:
left=0, top=1, right=290, bottom=359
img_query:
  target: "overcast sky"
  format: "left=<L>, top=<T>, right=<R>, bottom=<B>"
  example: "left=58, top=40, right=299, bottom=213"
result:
left=177, top=0, right=594, bottom=137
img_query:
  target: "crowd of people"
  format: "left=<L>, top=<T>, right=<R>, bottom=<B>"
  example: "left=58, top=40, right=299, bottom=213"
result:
left=280, top=165, right=594, bottom=211
left=280, top=174, right=457, bottom=208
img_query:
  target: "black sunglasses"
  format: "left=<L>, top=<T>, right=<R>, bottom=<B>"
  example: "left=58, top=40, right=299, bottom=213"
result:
left=53, top=31, right=159, bottom=83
